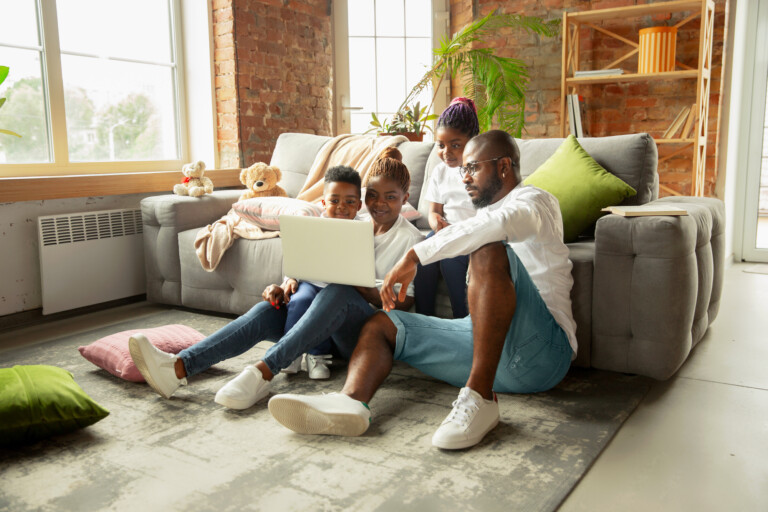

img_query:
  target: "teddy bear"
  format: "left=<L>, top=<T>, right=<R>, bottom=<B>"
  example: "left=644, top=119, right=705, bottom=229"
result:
left=238, top=162, right=288, bottom=201
left=173, top=161, right=214, bottom=198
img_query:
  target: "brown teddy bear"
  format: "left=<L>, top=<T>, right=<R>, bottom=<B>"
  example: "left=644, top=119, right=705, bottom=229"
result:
left=239, top=162, right=288, bottom=201
left=173, top=161, right=214, bottom=198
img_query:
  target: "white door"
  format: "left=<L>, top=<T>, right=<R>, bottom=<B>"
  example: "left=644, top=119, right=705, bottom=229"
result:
left=740, top=0, right=768, bottom=262
left=333, top=0, right=449, bottom=137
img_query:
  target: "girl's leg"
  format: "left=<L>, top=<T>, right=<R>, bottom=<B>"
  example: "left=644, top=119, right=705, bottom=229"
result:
left=178, top=301, right=286, bottom=377
left=261, top=284, right=375, bottom=375
left=285, top=283, right=333, bottom=356
left=440, top=254, right=470, bottom=318
left=414, top=230, right=439, bottom=316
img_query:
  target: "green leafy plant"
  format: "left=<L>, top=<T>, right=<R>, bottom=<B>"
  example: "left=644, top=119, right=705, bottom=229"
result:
left=0, top=66, right=22, bottom=138
left=401, top=11, right=560, bottom=137
left=367, top=101, right=438, bottom=136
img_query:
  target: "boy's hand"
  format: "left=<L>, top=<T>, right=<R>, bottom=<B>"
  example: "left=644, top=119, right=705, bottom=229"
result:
left=380, top=249, right=419, bottom=312
left=262, top=284, right=286, bottom=309
left=281, top=279, right=299, bottom=301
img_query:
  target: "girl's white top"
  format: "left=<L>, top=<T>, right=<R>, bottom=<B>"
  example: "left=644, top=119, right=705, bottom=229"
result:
left=423, top=162, right=477, bottom=224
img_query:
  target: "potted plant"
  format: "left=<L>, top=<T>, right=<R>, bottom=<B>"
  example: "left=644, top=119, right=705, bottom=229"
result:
left=367, top=101, right=438, bottom=142
left=400, top=11, right=560, bottom=137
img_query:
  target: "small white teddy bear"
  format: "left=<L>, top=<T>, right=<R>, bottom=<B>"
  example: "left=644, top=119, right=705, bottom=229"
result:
left=173, top=161, right=214, bottom=198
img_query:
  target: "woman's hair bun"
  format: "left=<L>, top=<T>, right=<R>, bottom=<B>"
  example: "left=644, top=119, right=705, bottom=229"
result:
left=378, top=146, right=402, bottom=162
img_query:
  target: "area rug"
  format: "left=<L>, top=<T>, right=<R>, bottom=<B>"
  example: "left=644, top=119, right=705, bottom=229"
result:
left=742, top=263, right=768, bottom=275
left=0, top=308, right=651, bottom=512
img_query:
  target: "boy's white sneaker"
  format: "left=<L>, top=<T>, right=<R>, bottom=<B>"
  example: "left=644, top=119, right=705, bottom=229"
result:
left=214, top=365, right=271, bottom=410
left=128, top=333, right=187, bottom=399
left=306, top=354, right=331, bottom=379
left=268, top=393, right=371, bottom=436
left=431, top=387, right=499, bottom=450
left=281, top=355, right=303, bottom=374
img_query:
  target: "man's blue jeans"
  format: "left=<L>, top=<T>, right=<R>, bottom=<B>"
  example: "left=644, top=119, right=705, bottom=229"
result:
left=178, top=284, right=376, bottom=377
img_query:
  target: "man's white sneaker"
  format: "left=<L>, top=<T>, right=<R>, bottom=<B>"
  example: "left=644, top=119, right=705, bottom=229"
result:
left=281, top=355, right=303, bottom=374
left=431, top=387, right=499, bottom=450
left=214, top=366, right=271, bottom=410
left=268, top=393, right=371, bottom=436
left=306, top=354, right=331, bottom=379
left=128, top=333, right=186, bottom=399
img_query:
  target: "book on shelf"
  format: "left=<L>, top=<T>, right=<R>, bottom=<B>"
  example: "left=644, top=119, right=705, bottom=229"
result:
left=681, top=103, right=696, bottom=139
left=601, top=205, right=688, bottom=217
left=662, top=106, right=691, bottom=139
left=567, top=94, right=577, bottom=136
left=568, top=94, right=589, bottom=137
left=573, top=68, right=624, bottom=77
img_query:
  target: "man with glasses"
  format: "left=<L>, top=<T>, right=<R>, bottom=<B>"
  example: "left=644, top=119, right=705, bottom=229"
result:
left=268, top=130, right=577, bottom=450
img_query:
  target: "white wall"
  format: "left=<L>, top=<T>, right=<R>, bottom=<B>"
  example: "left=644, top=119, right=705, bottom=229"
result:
left=0, top=193, right=162, bottom=317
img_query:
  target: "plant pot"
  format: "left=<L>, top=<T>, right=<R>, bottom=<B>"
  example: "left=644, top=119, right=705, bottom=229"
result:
left=380, top=132, right=424, bottom=142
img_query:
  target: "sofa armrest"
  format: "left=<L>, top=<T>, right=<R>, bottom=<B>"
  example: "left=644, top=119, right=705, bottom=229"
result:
left=141, top=189, right=243, bottom=305
left=591, top=198, right=713, bottom=380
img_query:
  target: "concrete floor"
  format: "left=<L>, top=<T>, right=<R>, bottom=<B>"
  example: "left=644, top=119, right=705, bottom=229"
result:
left=1, top=263, right=766, bottom=511
left=559, top=262, right=768, bottom=511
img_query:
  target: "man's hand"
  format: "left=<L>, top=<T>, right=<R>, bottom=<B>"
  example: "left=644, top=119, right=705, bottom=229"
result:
left=380, top=248, right=420, bottom=312
left=262, top=284, right=287, bottom=308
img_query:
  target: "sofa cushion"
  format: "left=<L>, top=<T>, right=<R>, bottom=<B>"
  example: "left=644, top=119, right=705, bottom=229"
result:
left=524, top=135, right=638, bottom=242
left=517, top=133, right=658, bottom=205
left=270, top=133, right=332, bottom=198
left=232, top=197, right=323, bottom=230
left=0, top=365, right=109, bottom=446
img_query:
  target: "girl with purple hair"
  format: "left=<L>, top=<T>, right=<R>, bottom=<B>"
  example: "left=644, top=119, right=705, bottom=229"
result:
left=414, top=97, right=480, bottom=318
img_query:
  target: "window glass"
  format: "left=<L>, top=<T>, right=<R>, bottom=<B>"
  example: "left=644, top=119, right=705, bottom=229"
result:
left=61, top=56, right=178, bottom=162
left=375, top=0, right=404, bottom=37
left=348, top=37, right=376, bottom=112
left=0, top=49, right=51, bottom=164
left=376, top=38, right=406, bottom=113
left=0, top=0, right=40, bottom=47
left=348, top=0, right=374, bottom=37
left=405, top=0, right=431, bottom=37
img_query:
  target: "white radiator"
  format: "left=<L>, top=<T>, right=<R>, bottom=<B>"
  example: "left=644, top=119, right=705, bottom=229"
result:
left=38, top=208, right=146, bottom=315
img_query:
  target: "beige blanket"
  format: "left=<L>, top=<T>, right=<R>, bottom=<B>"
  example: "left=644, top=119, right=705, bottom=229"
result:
left=194, top=208, right=280, bottom=272
left=196, top=133, right=407, bottom=271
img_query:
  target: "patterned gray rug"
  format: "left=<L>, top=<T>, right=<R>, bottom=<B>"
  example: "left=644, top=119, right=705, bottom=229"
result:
left=0, top=308, right=650, bottom=512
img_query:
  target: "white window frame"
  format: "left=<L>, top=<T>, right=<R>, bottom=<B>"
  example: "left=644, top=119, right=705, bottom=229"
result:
left=0, top=0, right=205, bottom=178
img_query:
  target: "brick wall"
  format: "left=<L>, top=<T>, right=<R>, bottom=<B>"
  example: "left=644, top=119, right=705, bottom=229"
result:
left=448, top=0, right=728, bottom=197
left=213, top=0, right=333, bottom=169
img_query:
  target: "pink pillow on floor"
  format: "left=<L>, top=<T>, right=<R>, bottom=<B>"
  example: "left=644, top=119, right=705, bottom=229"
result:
left=78, top=324, right=205, bottom=382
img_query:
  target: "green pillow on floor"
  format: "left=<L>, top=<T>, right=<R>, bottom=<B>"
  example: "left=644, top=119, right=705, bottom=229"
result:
left=523, top=135, right=637, bottom=242
left=0, top=365, right=109, bottom=446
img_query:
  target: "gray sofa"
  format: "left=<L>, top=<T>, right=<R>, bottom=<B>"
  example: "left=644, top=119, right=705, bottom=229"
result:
left=141, top=132, right=724, bottom=380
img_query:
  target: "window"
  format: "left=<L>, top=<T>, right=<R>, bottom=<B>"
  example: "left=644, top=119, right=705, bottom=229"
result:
left=0, top=0, right=185, bottom=176
left=335, top=0, right=446, bottom=138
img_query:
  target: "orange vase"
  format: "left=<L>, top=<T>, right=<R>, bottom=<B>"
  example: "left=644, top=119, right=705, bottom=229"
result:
left=638, top=26, right=677, bottom=74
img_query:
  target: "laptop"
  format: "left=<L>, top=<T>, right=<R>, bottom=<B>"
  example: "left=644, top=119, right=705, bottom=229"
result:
left=279, top=215, right=376, bottom=287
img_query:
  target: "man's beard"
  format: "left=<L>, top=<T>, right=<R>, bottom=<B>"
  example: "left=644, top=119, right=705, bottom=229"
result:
left=470, top=171, right=503, bottom=209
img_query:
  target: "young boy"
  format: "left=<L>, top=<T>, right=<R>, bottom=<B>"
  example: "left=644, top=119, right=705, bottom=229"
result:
left=265, top=165, right=363, bottom=379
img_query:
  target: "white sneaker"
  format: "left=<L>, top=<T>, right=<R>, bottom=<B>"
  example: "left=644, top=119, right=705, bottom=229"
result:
left=129, top=333, right=187, bottom=399
left=306, top=354, right=332, bottom=379
left=214, top=366, right=271, bottom=410
left=281, top=355, right=303, bottom=374
left=268, top=393, right=371, bottom=436
left=431, top=387, right=499, bottom=450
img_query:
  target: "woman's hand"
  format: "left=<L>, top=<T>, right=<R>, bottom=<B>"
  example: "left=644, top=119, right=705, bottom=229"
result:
left=354, top=286, right=383, bottom=307
left=262, top=284, right=286, bottom=308
left=281, top=278, right=299, bottom=301
left=380, top=249, right=420, bottom=312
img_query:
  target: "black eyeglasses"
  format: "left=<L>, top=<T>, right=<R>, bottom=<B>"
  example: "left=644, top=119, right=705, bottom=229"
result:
left=458, top=157, right=503, bottom=178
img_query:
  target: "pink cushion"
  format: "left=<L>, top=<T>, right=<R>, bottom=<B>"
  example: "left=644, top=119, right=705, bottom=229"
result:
left=232, top=197, right=323, bottom=230
left=78, top=324, right=205, bottom=382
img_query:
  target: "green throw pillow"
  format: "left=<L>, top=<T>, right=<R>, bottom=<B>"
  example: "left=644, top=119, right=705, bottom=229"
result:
left=0, top=365, right=109, bottom=446
left=523, top=135, right=637, bottom=242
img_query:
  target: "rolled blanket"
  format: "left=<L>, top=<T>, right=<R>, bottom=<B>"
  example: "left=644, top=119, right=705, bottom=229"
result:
left=194, top=209, right=280, bottom=271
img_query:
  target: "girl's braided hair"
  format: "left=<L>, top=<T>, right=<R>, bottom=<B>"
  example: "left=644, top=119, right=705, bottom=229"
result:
left=363, top=146, right=410, bottom=194
left=437, top=97, right=480, bottom=138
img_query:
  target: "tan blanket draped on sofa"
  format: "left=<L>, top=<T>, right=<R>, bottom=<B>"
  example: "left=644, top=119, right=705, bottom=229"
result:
left=296, top=133, right=409, bottom=204
left=195, top=133, right=408, bottom=271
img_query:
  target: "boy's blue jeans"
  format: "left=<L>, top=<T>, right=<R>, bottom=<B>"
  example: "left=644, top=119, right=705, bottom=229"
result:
left=177, top=284, right=375, bottom=377
left=285, top=282, right=333, bottom=356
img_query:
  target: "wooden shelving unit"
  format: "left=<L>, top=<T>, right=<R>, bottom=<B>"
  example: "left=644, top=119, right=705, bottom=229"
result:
left=560, top=0, right=715, bottom=196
